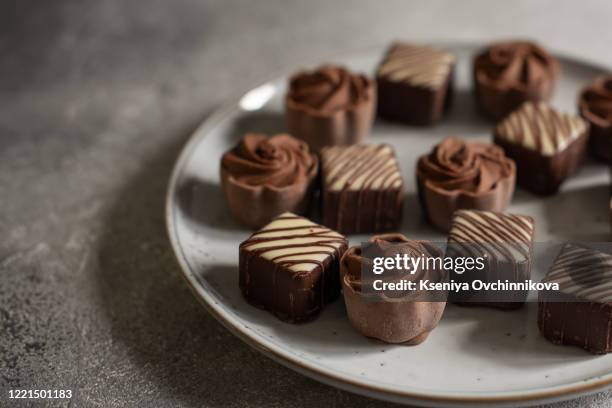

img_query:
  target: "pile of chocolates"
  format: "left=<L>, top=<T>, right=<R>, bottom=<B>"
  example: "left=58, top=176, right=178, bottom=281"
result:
left=218, top=40, right=612, bottom=354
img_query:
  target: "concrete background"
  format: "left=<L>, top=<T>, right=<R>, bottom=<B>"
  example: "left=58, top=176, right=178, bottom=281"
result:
left=1, top=0, right=611, bottom=406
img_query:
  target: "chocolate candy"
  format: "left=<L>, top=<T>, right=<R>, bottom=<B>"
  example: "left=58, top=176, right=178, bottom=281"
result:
left=286, top=65, right=376, bottom=152
left=341, top=233, right=447, bottom=344
left=320, top=144, right=404, bottom=234
left=538, top=244, right=612, bottom=354
left=494, top=102, right=589, bottom=195
left=446, top=210, right=535, bottom=309
left=376, top=43, right=455, bottom=125
left=239, top=212, right=347, bottom=323
left=416, top=137, right=516, bottom=232
left=578, top=75, right=612, bottom=163
left=220, top=133, right=318, bottom=229
left=474, top=41, right=559, bottom=120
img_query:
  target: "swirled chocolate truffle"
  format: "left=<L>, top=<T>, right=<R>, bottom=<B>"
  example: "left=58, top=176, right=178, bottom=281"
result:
left=240, top=212, right=348, bottom=323
left=220, top=133, right=318, bottom=229
left=494, top=102, right=588, bottom=195
left=376, top=43, right=455, bottom=125
left=286, top=65, right=376, bottom=152
left=341, top=234, right=447, bottom=344
left=579, top=75, right=612, bottom=163
left=416, top=137, right=516, bottom=232
left=474, top=41, right=559, bottom=120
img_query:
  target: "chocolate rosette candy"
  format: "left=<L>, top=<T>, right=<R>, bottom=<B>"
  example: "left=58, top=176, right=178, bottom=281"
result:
left=416, top=137, right=516, bottom=232
left=286, top=65, right=376, bottom=152
left=579, top=75, right=612, bottom=163
left=474, top=41, right=559, bottom=120
left=340, top=233, right=447, bottom=345
left=220, top=133, right=318, bottom=229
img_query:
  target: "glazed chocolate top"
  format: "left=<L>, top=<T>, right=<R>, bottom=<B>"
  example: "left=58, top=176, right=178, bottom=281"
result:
left=579, top=75, right=612, bottom=128
left=342, top=233, right=444, bottom=295
left=495, top=102, right=588, bottom=156
left=221, top=133, right=317, bottom=188
left=377, top=43, right=455, bottom=89
left=474, top=41, right=558, bottom=91
left=543, top=244, right=612, bottom=303
left=287, top=65, right=374, bottom=115
left=417, top=137, right=515, bottom=195
left=240, top=212, right=347, bottom=273
left=448, top=210, right=534, bottom=262
left=321, top=144, right=402, bottom=192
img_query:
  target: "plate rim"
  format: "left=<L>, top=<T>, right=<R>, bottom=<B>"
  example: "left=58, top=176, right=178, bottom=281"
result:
left=165, top=42, right=612, bottom=407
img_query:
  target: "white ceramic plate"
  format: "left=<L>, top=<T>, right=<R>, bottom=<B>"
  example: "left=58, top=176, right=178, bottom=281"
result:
left=166, top=43, right=612, bottom=407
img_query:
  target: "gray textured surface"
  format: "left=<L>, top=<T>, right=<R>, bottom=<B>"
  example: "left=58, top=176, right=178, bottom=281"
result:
left=1, top=1, right=611, bottom=407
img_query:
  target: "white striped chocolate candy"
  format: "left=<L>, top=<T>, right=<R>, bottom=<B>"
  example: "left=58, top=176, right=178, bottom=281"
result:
left=377, top=43, right=456, bottom=89
left=240, top=212, right=346, bottom=273
left=447, top=209, right=535, bottom=308
left=320, top=144, right=404, bottom=234
left=543, top=244, right=612, bottom=303
left=239, top=212, right=348, bottom=323
left=448, top=209, right=534, bottom=263
left=322, top=144, right=402, bottom=192
left=538, top=244, right=612, bottom=354
left=495, top=102, right=588, bottom=156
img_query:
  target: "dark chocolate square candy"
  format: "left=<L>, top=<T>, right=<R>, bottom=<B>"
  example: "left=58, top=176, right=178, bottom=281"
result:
left=446, top=209, right=535, bottom=309
left=239, top=212, right=347, bottom=323
left=376, top=43, right=455, bottom=125
left=321, top=144, right=404, bottom=234
left=494, top=102, right=589, bottom=195
left=538, top=244, right=612, bottom=354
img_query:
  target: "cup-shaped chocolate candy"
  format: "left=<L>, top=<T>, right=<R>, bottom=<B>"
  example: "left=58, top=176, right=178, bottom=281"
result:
left=286, top=65, right=376, bottom=152
left=474, top=41, right=559, bottom=120
left=220, top=133, right=318, bottom=229
left=416, top=137, right=516, bottom=232
left=341, top=233, right=447, bottom=344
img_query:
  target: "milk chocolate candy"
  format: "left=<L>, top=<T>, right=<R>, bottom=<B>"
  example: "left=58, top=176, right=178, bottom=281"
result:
left=446, top=210, right=535, bottom=309
left=220, top=133, right=318, bottom=229
left=494, top=102, right=589, bottom=195
left=579, top=75, right=612, bottom=163
left=474, top=41, right=559, bottom=120
left=538, top=244, right=612, bottom=354
left=341, top=233, right=447, bottom=344
left=416, top=137, right=516, bottom=232
left=321, top=144, right=404, bottom=234
left=376, top=43, right=455, bottom=125
left=239, top=212, right=348, bottom=323
left=286, top=65, right=376, bottom=152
